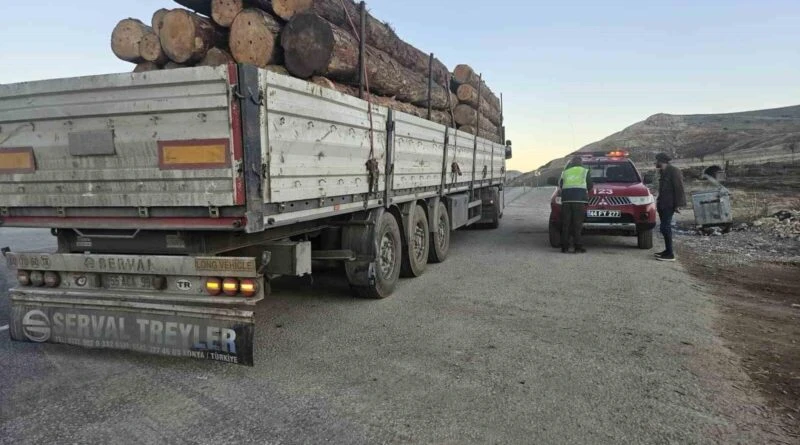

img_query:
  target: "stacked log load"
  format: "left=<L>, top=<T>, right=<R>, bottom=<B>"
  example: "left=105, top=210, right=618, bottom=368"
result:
left=111, top=0, right=502, bottom=142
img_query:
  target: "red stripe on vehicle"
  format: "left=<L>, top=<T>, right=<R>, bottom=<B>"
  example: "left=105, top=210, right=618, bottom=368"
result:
left=228, top=63, right=246, bottom=206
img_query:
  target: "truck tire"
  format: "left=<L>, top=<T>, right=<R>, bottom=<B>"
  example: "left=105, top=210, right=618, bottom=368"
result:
left=637, top=228, right=654, bottom=250
left=428, top=201, right=450, bottom=263
left=401, top=205, right=430, bottom=277
left=487, top=198, right=500, bottom=229
left=549, top=223, right=561, bottom=248
left=348, top=211, right=402, bottom=299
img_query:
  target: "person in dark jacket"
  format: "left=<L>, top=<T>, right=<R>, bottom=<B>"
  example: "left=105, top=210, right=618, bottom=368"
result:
left=654, top=153, right=686, bottom=261
left=559, top=156, right=594, bottom=253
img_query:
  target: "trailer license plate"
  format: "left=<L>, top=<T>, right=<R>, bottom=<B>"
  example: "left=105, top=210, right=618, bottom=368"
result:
left=105, top=274, right=155, bottom=290
left=588, top=210, right=621, bottom=218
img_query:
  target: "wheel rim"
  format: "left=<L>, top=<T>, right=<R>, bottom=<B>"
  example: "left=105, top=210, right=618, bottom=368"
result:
left=413, top=221, right=427, bottom=263
left=437, top=215, right=447, bottom=251
left=379, top=230, right=396, bottom=278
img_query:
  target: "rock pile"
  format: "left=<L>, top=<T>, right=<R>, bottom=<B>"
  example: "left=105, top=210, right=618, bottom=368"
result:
left=751, top=210, right=800, bottom=240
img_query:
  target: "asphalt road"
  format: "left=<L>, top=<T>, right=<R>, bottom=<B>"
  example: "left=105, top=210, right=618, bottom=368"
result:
left=0, top=188, right=771, bottom=444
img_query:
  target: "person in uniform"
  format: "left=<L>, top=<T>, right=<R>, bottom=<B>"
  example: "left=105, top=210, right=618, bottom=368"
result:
left=559, top=156, right=593, bottom=253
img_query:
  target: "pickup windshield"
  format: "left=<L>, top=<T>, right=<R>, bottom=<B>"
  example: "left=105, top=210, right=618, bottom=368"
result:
left=585, top=162, right=640, bottom=184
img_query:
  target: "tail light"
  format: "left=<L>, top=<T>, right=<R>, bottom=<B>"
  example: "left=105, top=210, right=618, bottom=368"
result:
left=44, top=271, right=61, bottom=288
left=29, top=271, right=45, bottom=287
left=239, top=279, right=258, bottom=298
left=222, top=278, right=239, bottom=296
left=205, top=277, right=222, bottom=296
left=17, top=270, right=31, bottom=286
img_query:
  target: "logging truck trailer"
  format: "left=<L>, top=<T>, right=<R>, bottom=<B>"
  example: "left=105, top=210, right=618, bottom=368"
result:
left=0, top=64, right=511, bottom=365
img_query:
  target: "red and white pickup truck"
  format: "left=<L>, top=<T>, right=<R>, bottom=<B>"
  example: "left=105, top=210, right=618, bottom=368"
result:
left=548, top=151, right=657, bottom=249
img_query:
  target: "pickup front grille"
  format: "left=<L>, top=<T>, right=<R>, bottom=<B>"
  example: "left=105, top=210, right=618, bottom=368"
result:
left=589, top=196, right=631, bottom=206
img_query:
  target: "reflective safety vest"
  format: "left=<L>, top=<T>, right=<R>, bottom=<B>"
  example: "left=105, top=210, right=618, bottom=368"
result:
left=561, top=166, right=589, bottom=189
left=560, top=166, right=590, bottom=203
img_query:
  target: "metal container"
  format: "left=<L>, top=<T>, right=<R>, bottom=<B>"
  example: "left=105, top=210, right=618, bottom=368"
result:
left=691, top=175, right=733, bottom=228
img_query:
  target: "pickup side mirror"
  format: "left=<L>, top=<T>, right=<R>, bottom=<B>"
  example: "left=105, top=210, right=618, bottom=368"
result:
left=546, top=177, right=559, bottom=187
left=643, top=172, right=655, bottom=185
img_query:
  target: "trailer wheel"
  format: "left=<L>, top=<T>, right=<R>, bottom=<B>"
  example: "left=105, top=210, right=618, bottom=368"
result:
left=487, top=197, right=501, bottom=229
left=428, top=201, right=450, bottom=263
left=549, top=223, right=561, bottom=248
left=401, top=205, right=430, bottom=277
left=348, top=211, right=402, bottom=299
left=637, top=228, right=654, bottom=250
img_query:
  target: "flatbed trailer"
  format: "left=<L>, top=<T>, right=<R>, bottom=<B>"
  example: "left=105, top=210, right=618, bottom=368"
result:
left=0, top=64, right=511, bottom=365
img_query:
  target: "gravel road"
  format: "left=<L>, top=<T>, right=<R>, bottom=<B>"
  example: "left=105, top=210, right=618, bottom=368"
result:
left=0, top=188, right=782, bottom=444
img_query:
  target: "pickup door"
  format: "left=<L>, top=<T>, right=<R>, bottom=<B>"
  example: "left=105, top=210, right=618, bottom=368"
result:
left=0, top=66, right=244, bottom=230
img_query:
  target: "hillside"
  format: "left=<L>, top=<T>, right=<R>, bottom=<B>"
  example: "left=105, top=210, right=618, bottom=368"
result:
left=511, top=105, right=800, bottom=186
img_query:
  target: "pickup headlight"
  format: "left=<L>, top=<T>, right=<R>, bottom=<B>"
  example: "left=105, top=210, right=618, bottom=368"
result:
left=629, top=195, right=654, bottom=205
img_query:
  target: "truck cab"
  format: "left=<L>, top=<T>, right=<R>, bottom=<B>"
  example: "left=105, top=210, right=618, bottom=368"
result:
left=548, top=151, right=656, bottom=249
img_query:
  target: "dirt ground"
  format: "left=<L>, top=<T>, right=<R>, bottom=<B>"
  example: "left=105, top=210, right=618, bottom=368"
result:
left=675, top=174, right=800, bottom=439
left=680, top=251, right=800, bottom=437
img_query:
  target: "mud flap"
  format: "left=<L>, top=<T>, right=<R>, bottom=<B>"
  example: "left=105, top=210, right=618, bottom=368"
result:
left=9, top=293, right=255, bottom=366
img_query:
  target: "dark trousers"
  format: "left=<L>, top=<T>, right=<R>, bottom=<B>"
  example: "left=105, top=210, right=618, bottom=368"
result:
left=658, top=207, right=674, bottom=255
left=561, top=202, right=586, bottom=248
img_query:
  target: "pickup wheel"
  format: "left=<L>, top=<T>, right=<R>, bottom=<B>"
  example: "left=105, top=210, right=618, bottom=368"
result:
left=428, top=201, right=450, bottom=263
left=348, top=211, right=402, bottom=299
left=401, top=205, right=430, bottom=277
left=549, top=223, right=561, bottom=248
left=637, top=228, right=654, bottom=249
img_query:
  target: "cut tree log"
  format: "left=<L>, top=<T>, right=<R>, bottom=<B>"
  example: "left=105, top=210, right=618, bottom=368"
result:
left=453, top=104, right=498, bottom=135
left=211, top=0, right=273, bottom=27
left=164, top=61, right=189, bottom=69
left=198, top=47, right=234, bottom=66
left=272, top=0, right=448, bottom=86
left=152, top=9, right=171, bottom=36
left=229, top=8, right=283, bottom=67
left=139, top=32, right=169, bottom=65
left=160, top=9, right=227, bottom=63
left=133, top=62, right=162, bottom=73
left=173, top=0, right=213, bottom=16
left=456, top=84, right=501, bottom=126
left=452, top=64, right=501, bottom=112
left=111, top=19, right=152, bottom=63
left=310, top=77, right=454, bottom=127
left=265, top=64, right=290, bottom=75
left=458, top=125, right=499, bottom=143
left=281, top=13, right=449, bottom=108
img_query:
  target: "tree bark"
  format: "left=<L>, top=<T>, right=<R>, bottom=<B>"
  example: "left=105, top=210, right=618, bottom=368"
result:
left=173, top=0, right=213, bottom=16
left=164, top=61, right=189, bottom=69
left=152, top=9, right=171, bottom=36
left=265, top=64, right=290, bottom=75
left=453, top=104, right=498, bottom=135
left=198, top=47, right=234, bottom=66
left=139, top=32, right=169, bottom=65
left=229, top=8, right=283, bottom=67
left=452, top=64, right=501, bottom=112
left=310, top=77, right=453, bottom=127
left=211, top=0, right=273, bottom=27
left=281, top=13, right=449, bottom=109
left=456, top=84, right=501, bottom=126
left=272, top=0, right=448, bottom=87
left=458, top=125, right=499, bottom=143
left=111, top=19, right=152, bottom=63
left=133, top=62, right=162, bottom=73
left=160, top=9, right=227, bottom=63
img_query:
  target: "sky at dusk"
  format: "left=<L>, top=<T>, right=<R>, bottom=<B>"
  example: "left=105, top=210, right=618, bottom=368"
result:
left=2, top=0, right=800, bottom=172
